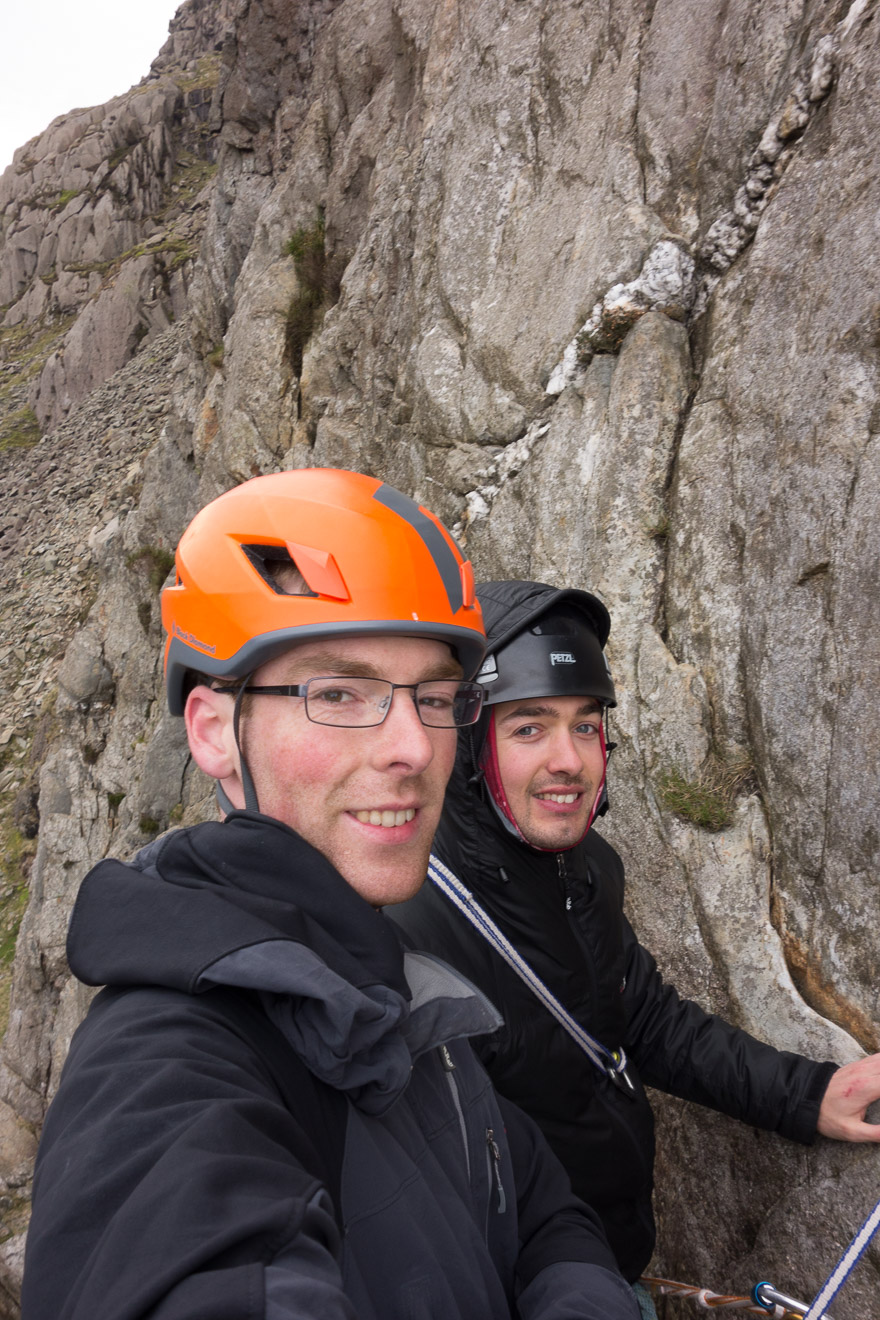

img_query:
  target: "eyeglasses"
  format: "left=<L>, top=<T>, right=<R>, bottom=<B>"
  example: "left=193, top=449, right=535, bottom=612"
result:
left=213, top=676, right=485, bottom=728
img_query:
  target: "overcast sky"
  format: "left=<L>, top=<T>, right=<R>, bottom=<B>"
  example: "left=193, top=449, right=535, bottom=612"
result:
left=1, top=0, right=184, bottom=175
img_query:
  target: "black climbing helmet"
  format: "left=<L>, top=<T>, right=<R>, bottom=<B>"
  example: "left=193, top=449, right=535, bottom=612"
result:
left=475, top=588, right=616, bottom=708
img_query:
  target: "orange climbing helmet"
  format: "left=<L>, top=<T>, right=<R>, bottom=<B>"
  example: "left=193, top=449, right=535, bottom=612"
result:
left=161, top=468, right=486, bottom=713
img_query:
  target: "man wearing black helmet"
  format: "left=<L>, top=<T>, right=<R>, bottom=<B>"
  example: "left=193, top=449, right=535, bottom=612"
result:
left=22, top=478, right=641, bottom=1320
left=392, top=579, right=880, bottom=1317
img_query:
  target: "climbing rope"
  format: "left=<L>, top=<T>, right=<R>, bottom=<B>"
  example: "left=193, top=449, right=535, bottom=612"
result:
left=803, top=1191, right=880, bottom=1320
left=427, top=855, right=633, bottom=1088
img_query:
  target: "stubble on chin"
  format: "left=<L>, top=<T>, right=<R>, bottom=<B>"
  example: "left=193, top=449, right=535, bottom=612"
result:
left=338, top=839, right=434, bottom=908
left=521, top=813, right=589, bottom=853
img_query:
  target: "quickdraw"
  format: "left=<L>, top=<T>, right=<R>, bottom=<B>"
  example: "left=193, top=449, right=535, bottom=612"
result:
left=640, top=1276, right=828, bottom=1318
left=640, top=1188, right=880, bottom=1319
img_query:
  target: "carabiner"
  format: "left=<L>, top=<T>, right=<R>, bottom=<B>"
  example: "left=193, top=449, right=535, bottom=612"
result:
left=754, top=1280, right=834, bottom=1319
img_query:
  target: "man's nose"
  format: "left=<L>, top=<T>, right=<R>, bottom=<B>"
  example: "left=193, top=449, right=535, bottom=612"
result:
left=545, top=728, right=584, bottom=776
left=374, top=687, right=436, bottom=771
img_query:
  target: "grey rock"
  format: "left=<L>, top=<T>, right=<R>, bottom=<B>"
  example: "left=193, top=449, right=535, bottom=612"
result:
left=56, top=629, right=114, bottom=705
left=2, top=0, right=880, bottom=1315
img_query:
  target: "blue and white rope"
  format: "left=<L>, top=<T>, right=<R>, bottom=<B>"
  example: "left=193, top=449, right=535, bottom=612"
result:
left=803, top=1192, right=880, bottom=1320
left=427, top=854, right=629, bottom=1082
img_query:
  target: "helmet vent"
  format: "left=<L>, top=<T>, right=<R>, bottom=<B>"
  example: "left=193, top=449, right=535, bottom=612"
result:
left=241, top=545, right=316, bottom=596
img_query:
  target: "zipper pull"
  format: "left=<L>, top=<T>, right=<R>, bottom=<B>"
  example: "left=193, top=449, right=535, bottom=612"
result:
left=440, top=1044, right=455, bottom=1071
left=557, top=854, right=573, bottom=909
left=486, top=1129, right=507, bottom=1213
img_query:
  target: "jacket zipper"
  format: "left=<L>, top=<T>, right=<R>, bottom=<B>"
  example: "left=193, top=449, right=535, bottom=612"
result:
left=558, top=851, right=605, bottom=1054
left=440, top=1045, right=471, bottom=1181
left=558, top=853, right=573, bottom=910
left=485, top=1128, right=507, bottom=1213
left=558, top=852, right=640, bottom=1104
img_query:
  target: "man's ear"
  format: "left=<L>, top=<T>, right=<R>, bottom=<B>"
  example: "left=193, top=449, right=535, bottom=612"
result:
left=184, top=685, right=241, bottom=789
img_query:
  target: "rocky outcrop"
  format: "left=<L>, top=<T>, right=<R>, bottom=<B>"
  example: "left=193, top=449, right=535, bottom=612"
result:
left=0, top=0, right=237, bottom=436
left=0, top=324, right=195, bottom=1313
left=2, top=0, right=880, bottom=1316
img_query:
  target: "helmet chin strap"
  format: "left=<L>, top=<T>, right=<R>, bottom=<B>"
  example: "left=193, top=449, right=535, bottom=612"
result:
left=479, top=716, right=526, bottom=842
left=215, top=781, right=238, bottom=815
left=215, top=678, right=261, bottom=815
left=479, top=711, right=608, bottom=852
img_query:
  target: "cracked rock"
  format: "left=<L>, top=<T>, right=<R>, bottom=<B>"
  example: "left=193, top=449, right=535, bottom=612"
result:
left=546, top=240, right=696, bottom=395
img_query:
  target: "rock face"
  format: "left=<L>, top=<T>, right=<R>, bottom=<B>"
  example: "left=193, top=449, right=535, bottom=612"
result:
left=0, top=0, right=237, bottom=437
left=2, top=0, right=880, bottom=1315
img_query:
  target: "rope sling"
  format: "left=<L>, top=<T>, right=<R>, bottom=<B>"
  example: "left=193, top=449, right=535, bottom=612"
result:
left=642, top=1276, right=788, bottom=1315
left=426, top=855, right=634, bottom=1091
left=426, top=855, right=880, bottom=1320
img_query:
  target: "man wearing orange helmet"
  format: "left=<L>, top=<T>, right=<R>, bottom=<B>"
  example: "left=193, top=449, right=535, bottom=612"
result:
left=22, top=472, right=639, bottom=1320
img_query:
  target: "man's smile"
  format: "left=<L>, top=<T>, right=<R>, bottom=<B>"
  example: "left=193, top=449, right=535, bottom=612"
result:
left=352, top=807, right=417, bottom=828
left=533, top=782, right=586, bottom=808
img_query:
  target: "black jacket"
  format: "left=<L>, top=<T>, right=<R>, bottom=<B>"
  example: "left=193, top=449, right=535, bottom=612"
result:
left=23, top=811, right=640, bottom=1320
left=391, top=579, right=837, bottom=1282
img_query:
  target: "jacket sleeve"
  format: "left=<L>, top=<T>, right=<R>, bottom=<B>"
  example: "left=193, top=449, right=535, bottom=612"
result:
left=22, top=986, right=354, bottom=1320
left=496, top=1095, right=639, bottom=1320
left=621, top=916, right=837, bottom=1143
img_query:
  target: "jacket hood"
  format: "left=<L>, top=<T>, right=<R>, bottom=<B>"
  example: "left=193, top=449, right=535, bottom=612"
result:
left=67, top=813, right=502, bottom=1115
left=68, top=811, right=409, bottom=999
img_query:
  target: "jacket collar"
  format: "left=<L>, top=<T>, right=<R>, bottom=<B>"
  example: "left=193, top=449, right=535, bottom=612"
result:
left=69, top=812, right=409, bottom=999
left=70, top=813, right=501, bottom=1116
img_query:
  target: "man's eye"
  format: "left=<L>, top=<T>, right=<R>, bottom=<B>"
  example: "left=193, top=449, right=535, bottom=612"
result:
left=576, top=723, right=600, bottom=735
left=418, top=690, right=455, bottom=711
left=313, top=686, right=358, bottom=705
left=513, top=724, right=539, bottom=737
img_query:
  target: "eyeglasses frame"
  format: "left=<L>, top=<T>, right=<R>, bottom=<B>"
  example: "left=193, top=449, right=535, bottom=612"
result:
left=211, top=675, right=485, bottom=728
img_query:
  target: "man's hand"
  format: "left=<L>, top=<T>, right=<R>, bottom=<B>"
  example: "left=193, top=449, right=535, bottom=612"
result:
left=817, top=1053, right=880, bottom=1141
